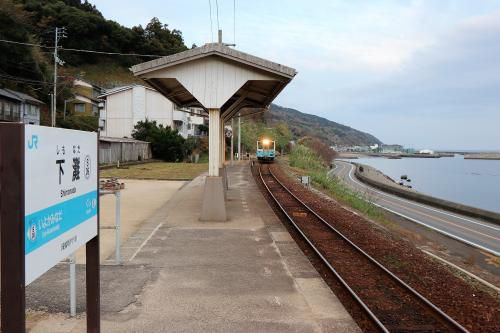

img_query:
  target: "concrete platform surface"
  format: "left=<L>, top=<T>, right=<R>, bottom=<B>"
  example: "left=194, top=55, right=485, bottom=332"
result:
left=76, top=179, right=186, bottom=263
left=29, top=163, right=360, bottom=333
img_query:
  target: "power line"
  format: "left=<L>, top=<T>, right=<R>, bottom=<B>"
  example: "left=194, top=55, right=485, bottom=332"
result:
left=215, top=0, right=220, bottom=31
left=0, top=38, right=164, bottom=58
left=60, top=47, right=163, bottom=58
left=0, top=73, right=51, bottom=85
left=208, top=0, right=214, bottom=42
left=0, top=39, right=53, bottom=49
left=4, top=60, right=45, bottom=75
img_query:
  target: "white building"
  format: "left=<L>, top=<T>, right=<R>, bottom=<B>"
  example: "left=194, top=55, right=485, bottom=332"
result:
left=419, top=149, right=435, bottom=155
left=173, top=106, right=207, bottom=138
left=98, top=85, right=206, bottom=139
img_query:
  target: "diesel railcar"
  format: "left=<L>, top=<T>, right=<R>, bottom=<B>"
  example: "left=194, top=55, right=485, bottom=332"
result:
left=256, top=138, right=276, bottom=162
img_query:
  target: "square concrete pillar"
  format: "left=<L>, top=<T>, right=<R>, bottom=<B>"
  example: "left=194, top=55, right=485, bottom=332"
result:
left=220, top=166, right=228, bottom=192
left=208, top=109, right=220, bottom=177
left=220, top=118, right=225, bottom=168
left=201, top=108, right=227, bottom=221
left=200, top=176, right=226, bottom=221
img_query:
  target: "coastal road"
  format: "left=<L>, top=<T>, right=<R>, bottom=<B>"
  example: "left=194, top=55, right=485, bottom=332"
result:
left=331, top=160, right=500, bottom=257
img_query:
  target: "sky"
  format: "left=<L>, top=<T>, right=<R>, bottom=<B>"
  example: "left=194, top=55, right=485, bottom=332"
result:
left=91, top=0, right=500, bottom=150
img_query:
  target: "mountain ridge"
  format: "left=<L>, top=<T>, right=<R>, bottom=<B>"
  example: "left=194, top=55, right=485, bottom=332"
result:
left=266, top=104, right=382, bottom=146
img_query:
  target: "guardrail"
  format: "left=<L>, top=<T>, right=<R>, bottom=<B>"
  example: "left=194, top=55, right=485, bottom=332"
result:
left=353, top=164, right=500, bottom=225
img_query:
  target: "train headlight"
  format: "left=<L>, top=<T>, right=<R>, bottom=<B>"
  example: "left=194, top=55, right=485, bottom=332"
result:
left=262, top=139, right=270, bottom=146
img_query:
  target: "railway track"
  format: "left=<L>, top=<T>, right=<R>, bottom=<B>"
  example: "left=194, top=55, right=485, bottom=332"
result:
left=257, top=163, right=470, bottom=333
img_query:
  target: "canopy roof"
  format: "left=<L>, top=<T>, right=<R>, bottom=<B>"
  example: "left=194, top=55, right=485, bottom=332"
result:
left=131, top=43, right=297, bottom=120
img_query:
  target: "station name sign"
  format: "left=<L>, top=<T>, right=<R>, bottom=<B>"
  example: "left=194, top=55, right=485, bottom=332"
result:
left=24, top=125, right=98, bottom=285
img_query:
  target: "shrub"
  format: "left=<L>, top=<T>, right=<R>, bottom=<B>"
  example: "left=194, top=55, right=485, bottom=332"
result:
left=297, top=136, right=336, bottom=165
left=132, top=119, right=185, bottom=162
left=58, top=115, right=98, bottom=132
left=289, top=144, right=385, bottom=222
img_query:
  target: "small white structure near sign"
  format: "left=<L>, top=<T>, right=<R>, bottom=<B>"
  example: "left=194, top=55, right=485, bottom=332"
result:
left=300, top=175, right=311, bottom=187
left=24, top=125, right=98, bottom=285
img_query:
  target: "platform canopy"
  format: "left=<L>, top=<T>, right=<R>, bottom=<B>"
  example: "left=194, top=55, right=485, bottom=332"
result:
left=130, top=43, right=297, bottom=120
left=131, top=42, right=296, bottom=221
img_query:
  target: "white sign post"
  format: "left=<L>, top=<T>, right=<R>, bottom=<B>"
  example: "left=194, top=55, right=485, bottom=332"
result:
left=0, top=123, right=101, bottom=333
left=24, top=125, right=98, bottom=284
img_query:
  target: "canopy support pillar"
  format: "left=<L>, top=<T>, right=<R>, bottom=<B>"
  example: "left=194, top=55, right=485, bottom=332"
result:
left=220, top=118, right=228, bottom=190
left=201, top=109, right=226, bottom=221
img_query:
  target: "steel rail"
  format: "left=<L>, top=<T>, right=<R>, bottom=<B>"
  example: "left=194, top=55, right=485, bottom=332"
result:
left=259, top=164, right=470, bottom=333
left=258, top=165, right=389, bottom=332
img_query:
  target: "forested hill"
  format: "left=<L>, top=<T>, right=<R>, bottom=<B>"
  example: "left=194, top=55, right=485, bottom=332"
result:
left=0, top=0, right=188, bottom=103
left=266, top=104, right=382, bottom=146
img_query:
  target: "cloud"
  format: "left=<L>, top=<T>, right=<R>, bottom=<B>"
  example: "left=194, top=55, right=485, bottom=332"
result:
left=90, top=0, right=500, bottom=149
left=238, top=1, right=435, bottom=73
left=339, top=11, right=500, bottom=110
left=325, top=11, right=500, bottom=149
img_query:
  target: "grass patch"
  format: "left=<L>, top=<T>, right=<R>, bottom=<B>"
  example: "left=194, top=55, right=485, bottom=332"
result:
left=100, top=162, right=208, bottom=180
left=198, top=152, right=209, bottom=163
left=67, top=63, right=141, bottom=86
left=289, top=145, right=388, bottom=223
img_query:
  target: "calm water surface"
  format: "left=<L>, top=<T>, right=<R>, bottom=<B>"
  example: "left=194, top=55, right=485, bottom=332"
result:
left=347, top=155, right=500, bottom=213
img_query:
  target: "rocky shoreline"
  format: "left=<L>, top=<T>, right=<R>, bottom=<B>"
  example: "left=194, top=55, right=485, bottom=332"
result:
left=354, top=163, right=416, bottom=193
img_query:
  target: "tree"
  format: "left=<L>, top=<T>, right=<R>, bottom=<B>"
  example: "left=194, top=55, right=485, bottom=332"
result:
left=58, top=114, right=98, bottom=131
left=0, top=0, right=50, bottom=98
left=272, top=122, right=292, bottom=154
left=132, top=119, right=185, bottom=162
left=1, top=2, right=189, bottom=105
left=239, top=119, right=292, bottom=154
left=298, top=137, right=336, bottom=166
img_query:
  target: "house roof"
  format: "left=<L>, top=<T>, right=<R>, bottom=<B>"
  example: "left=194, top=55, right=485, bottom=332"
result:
left=0, top=88, right=23, bottom=102
left=73, top=78, right=104, bottom=91
left=100, top=136, right=150, bottom=144
left=98, top=84, right=156, bottom=99
left=4, top=89, right=45, bottom=105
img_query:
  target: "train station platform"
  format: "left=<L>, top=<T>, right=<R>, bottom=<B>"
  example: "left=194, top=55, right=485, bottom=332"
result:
left=29, top=162, right=360, bottom=333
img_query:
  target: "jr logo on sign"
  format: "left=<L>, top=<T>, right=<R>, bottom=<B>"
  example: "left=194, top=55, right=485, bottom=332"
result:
left=28, top=135, right=38, bottom=150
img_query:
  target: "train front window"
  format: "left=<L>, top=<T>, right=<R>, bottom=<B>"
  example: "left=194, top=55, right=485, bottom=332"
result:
left=258, top=139, right=274, bottom=151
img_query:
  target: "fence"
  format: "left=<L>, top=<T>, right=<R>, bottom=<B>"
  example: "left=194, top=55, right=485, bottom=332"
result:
left=99, top=137, right=152, bottom=165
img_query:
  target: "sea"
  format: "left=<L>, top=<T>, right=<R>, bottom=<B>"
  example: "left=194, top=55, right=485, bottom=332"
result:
left=346, top=155, right=500, bottom=213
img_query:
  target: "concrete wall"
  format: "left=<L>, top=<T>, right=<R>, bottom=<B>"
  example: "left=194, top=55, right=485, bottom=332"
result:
left=102, top=89, right=134, bottom=138
left=102, top=86, right=174, bottom=138
left=354, top=164, right=500, bottom=225
left=145, top=87, right=173, bottom=127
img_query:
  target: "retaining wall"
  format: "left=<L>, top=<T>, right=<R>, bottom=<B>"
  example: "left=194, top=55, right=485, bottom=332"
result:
left=354, top=164, right=500, bottom=225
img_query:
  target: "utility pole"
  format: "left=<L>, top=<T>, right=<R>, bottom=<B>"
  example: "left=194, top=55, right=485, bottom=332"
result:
left=230, top=118, right=234, bottom=165
left=217, top=29, right=236, bottom=47
left=52, top=27, right=67, bottom=127
left=238, top=112, right=241, bottom=160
